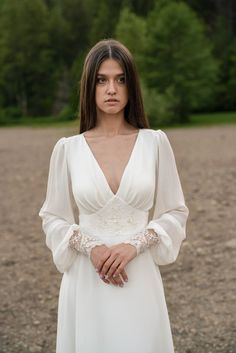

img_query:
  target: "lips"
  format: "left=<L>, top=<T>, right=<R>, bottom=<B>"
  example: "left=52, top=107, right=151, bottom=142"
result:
left=105, top=99, right=119, bottom=102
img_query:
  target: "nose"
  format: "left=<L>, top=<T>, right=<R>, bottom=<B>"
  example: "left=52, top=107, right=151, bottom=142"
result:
left=107, top=80, right=116, bottom=95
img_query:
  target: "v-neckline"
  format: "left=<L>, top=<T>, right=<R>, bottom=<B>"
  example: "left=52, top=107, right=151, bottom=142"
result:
left=82, top=129, right=141, bottom=197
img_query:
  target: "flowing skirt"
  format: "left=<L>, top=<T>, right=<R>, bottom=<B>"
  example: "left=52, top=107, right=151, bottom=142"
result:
left=56, top=248, right=175, bottom=353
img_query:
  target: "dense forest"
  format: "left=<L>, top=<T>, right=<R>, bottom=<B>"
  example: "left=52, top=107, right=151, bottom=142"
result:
left=0, top=0, right=236, bottom=125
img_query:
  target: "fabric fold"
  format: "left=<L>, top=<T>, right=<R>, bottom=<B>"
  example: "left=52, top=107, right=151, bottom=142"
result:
left=146, top=130, right=189, bottom=265
left=39, top=138, right=80, bottom=273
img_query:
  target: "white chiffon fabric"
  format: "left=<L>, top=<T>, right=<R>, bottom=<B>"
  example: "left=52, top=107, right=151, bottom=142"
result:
left=39, top=128, right=189, bottom=353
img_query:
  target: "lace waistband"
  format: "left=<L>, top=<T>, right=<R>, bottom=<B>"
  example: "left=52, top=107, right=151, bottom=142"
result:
left=78, top=197, right=149, bottom=241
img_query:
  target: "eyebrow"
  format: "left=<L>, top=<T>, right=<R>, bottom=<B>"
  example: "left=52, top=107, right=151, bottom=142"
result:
left=96, top=73, right=125, bottom=77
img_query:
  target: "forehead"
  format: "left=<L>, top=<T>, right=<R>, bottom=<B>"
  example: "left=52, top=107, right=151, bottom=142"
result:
left=97, top=58, right=124, bottom=75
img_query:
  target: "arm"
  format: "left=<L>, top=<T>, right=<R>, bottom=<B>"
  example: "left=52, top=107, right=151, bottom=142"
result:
left=123, top=228, right=161, bottom=255
left=38, top=138, right=103, bottom=273
left=68, top=228, right=105, bottom=258
left=147, top=129, right=189, bottom=265
left=125, top=130, right=189, bottom=265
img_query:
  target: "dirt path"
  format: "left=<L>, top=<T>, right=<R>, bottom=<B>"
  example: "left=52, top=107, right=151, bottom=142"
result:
left=0, top=125, right=235, bottom=353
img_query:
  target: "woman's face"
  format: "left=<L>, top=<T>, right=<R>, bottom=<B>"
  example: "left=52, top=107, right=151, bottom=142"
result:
left=95, top=58, right=128, bottom=118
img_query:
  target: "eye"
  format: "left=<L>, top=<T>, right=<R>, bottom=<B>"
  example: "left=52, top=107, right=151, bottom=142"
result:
left=96, top=77, right=106, bottom=84
left=117, top=76, right=125, bottom=84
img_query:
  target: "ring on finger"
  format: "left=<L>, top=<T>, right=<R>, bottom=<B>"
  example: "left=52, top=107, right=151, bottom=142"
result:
left=113, top=269, right=120, bottom=278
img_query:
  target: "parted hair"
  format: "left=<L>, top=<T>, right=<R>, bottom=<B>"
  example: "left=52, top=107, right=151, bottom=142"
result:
left=79, top=38, right=149, bottom=133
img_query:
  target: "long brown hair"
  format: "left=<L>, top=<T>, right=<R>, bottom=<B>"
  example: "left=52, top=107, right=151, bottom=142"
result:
left=79, top=38, right=149, bottom=133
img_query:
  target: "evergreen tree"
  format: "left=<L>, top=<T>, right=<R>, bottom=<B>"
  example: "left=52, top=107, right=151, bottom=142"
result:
left=60, top=0, right=92, bottom=65
left=115, top=7, right=146, bottom=71
left=0, top=0, right=55, bottom=116
left=121, top=0, right=155, bottom=16
left=144, top=1, right=218, bottom=122
left=225, top=40, right=236, bottom=109
left=89, top=0, right=123, bottom=45
left=89, top=0, right=111, bottom=44
left=48, top=5, right=69, bottom=66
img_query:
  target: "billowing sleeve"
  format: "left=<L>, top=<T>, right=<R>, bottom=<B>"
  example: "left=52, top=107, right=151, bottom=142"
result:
left=38, top=137, right=80, bottom=273
left=146, top=129, right=189, bottom=266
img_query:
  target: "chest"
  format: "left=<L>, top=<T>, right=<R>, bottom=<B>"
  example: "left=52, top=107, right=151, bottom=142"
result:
left=67, top=131, right=157, bottom=214
left=82, top=133, right=140, bottom=193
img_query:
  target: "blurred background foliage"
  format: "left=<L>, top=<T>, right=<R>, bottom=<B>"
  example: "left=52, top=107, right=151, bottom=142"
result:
left=0, top=0, right=235, bottom=126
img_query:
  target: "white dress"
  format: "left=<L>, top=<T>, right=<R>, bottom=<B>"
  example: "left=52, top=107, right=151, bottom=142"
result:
left=39, top=128, right=189, bottom=353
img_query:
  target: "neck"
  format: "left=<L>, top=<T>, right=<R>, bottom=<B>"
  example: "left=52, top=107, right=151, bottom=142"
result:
left=95, top=111, right=130, bottom=136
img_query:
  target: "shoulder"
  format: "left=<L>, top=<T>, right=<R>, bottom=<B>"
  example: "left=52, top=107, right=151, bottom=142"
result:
left=141, top=128, right=166, bottom=136
left=56, top=133, right=83, bottom=144
left=50, top=134, right=83, bottom=162
left=53, top=133, right=84, bottom=149
left=141, top=128, right=169, bottom=144
left=141, top=129, right=174, bottom=159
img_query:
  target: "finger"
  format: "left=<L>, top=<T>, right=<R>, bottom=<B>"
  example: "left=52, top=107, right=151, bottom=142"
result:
left=109, top=277, right=118, bottom=286
left=113, top=262, right=127, bottom=279
left=106, top=273, right=123, bottom=287
left=119, top=269, right=128, bottom=283
left=96, top=250, right=112, bottom=272
left=106, top=258, right=122, bottom=279
left=112, top=274, right=124, bottom=287
left=101, top=268, right=124, bottom=287
left=101, top=277, right=110, bottom=284
left=100, top=255, right=117, bottom=277
left=99, top=270, right=122, bottom=286
left=98, top=272, right=110, bottom=284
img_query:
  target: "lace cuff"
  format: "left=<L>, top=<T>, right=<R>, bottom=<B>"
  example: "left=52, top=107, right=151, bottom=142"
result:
left=123, top=229, right=161, bottom=255
left=68, top=228, right=105, bottom=258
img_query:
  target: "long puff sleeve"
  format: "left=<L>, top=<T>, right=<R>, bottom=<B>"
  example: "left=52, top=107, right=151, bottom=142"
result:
left=39, top=137, right=80, bottom=273
left=39, top=138, right=107, bottom=273
left=145, top=130, right=189, bottom=266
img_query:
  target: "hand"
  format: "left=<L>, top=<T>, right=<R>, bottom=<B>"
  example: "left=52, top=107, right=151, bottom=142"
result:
left=90, top=245, right=128, bottom=287
left=98, top=243, right=137, bottom=284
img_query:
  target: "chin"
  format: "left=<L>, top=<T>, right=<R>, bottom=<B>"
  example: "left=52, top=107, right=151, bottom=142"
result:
left=107, top=109, right=124, bottom=115
left=104, top=104, right=127, bottom=114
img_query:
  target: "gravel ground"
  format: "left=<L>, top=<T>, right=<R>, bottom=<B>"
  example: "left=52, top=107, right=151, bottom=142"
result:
left=0, top=125, right=235, bottom=353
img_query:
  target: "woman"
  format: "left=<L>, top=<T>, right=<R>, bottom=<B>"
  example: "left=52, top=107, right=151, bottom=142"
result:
left=39, top=38, right=189, bottom=353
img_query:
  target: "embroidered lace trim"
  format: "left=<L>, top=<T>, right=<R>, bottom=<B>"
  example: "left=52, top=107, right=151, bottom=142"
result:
left=123, top=229, right=161, bottom=255
left=69, top=228, right=160, bottom=257
left=68, top=228, right=104, bottom=258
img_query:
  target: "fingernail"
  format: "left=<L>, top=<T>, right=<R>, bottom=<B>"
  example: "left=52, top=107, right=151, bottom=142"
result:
left=124, top=278, right=128, bottom=282
left=95, top=268, right=99, bottom=272
left=119, top=284, right=124, bottom=287
left=100, top=274, right=104, bottom=279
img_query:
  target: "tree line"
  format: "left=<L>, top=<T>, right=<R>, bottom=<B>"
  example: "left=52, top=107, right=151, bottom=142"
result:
left=0, top=0, right=236, bottom=125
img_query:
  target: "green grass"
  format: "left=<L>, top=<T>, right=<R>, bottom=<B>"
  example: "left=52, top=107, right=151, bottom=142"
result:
left=153, top=111, right=236, bottom=129
left=1, top=111, right=236, bottom=129
left=190, top=111, right=236, bottom=126
left=0, top=115, right=80, bottom=129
